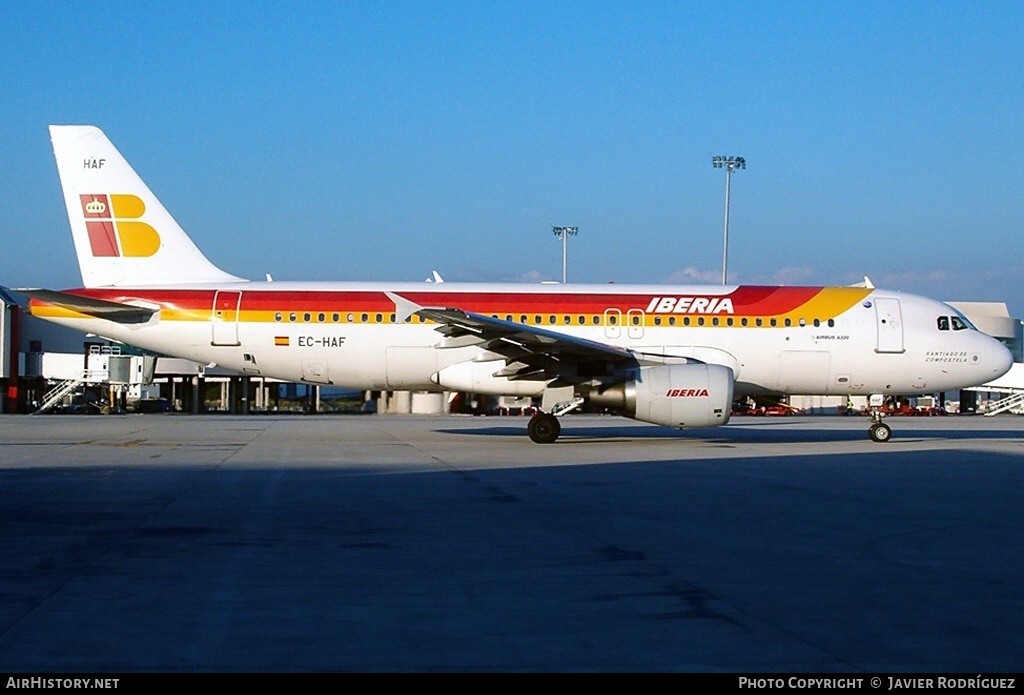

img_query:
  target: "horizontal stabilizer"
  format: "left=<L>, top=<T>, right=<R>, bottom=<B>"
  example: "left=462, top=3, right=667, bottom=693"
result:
left=19, top=288, right=157, bottom=324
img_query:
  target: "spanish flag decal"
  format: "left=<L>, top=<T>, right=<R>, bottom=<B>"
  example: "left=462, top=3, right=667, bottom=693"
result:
left=274, top=336, right=290, bottom=346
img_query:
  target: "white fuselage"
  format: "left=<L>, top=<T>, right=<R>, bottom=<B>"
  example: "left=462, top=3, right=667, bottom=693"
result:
left=31, top=281, right=1014, bottom=399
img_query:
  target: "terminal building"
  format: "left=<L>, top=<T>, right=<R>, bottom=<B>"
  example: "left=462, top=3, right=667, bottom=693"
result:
left=1, top=289, right=1021, bottom=417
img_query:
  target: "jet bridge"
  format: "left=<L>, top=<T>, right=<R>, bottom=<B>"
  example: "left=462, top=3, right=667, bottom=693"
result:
left=966, top=362, right=1024, bottom=416
left=30, top=345, right=157, bottom=413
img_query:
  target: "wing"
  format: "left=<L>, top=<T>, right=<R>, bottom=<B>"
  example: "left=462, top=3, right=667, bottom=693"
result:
left=388, top=291, right=640, bottom=388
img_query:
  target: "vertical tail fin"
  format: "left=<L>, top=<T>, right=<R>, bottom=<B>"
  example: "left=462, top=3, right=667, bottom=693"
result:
left=49, top=125, right=244, bottom=287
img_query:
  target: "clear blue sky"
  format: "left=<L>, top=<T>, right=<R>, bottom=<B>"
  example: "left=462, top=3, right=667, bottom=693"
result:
left=2, top=2, right=1022, bottom=314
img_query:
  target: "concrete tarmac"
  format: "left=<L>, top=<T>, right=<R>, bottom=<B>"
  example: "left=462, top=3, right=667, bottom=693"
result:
left=0, top=412, right=1022, bottom=672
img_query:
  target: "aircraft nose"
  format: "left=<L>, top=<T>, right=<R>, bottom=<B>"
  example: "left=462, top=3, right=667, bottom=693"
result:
left=991, top=339, right=1015, bottom=378
left=984, top=336, right=1014, bottom=379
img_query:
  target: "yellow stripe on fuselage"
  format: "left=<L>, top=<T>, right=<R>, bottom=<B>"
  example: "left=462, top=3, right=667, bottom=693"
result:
left=773, top=287, right=872, bottom=325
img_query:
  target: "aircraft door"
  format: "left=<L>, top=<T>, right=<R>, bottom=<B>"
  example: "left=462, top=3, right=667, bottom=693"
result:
left=874, top=298, right=904, bottom=353
left=211, top=290, right=242, bottom=346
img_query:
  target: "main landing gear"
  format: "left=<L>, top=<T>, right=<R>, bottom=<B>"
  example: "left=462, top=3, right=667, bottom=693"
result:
left=527, top=396, right=583, bottom=444
left=527, top=412, right=561, bottom=444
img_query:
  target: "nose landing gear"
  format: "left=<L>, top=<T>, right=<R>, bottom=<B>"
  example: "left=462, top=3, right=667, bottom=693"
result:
left=867, top=403, right=892, bottom=443
left=868, top=420, right=892, bottom=442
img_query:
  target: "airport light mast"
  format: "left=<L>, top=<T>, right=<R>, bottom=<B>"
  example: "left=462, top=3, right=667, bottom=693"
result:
left=552, top=225, right=578, bottom=283
left=711, top=155, right=745, bottom=285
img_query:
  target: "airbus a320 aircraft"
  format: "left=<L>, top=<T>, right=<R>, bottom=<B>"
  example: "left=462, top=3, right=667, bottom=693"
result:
left=22, top=126, right=1013, bottom=443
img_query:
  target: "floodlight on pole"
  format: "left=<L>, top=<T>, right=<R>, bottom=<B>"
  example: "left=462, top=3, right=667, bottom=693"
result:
left=711, top=155, right=746, bottom=284
left=552, top=225, right=578, bottom=283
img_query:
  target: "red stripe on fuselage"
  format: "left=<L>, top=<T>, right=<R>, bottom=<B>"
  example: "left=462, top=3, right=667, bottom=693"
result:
left=57, top=286, right=831, bottom=316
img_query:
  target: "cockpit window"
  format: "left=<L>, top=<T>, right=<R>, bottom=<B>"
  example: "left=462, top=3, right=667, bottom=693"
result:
left=951, top=308, right=978, bottom=330
left=938, top=312, right=976, bottom=331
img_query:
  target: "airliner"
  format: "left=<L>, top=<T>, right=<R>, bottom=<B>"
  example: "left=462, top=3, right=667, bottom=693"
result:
left=21, top=126, right=1014, bottom=443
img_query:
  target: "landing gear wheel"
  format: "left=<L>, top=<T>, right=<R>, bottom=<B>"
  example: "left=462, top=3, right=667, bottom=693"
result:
left=868, top=422, right=892, bottom=443
left=528, top=413, right=561, bottom=444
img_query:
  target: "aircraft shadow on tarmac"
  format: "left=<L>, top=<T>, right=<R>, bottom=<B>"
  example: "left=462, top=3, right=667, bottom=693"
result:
left=438, top=418, right=1024, bottom=445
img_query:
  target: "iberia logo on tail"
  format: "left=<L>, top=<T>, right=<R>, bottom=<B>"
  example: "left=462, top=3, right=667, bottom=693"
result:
left=80, top=194, right=160, bottom=257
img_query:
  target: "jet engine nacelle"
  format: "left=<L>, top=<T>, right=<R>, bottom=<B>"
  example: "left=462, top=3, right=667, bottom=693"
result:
left=635, top=363, right=734, bottom=428
left=586, top=363, right=734, bottom=428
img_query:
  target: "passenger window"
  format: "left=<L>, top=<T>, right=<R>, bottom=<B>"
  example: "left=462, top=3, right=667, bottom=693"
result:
left=608, top=315, right=617, bottom=325
left=827, top=319, right=835, bottom=327
left=770, top=318, right=778, bottom=327
left=332, top=313, right=340, bottom=322
left=564, top=315, right=571, bottom=325
left=632, top=315, right=640, bottom=325
left=668, top=317, right=676, bottom=326
left=346, top=313, right=354, bottom=323
left=361, top=313, right=368, bottom=323
left=784, top=318, right=792, bottom=327
left=578, top=316, right=585, bottom=325
left=697, top=317, right=705, bottom=326
left=318, top=313, right=325, bottom=322
left=712, top=317, right=719, bottom=326
left=303, top=313, right=311, bottom=322
left=755, top=318, right=763, bottom=327
left=289, top=312, right=297, bottom=322
left=741, top=318, right=748, bottom=326
left=813, top=318, right=820, bottom=327
left=274, top=312, right=282, bottom=322
left=654, top=317, right=662, bottom=326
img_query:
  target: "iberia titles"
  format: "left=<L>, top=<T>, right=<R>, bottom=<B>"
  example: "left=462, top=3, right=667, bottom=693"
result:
left=645, top=297, right=735, bottom=314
